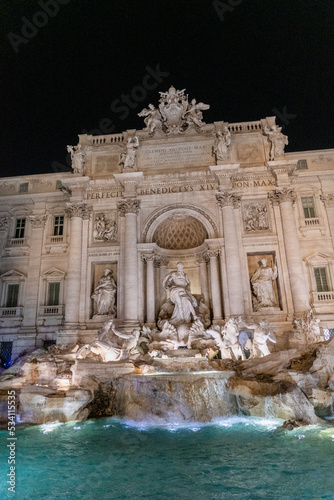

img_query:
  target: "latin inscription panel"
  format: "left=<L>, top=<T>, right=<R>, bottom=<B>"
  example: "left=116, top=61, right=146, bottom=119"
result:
left=138, top=142, right=213, bottom=169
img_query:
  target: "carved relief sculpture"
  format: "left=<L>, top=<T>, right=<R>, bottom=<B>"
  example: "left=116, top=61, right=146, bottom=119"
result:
left=91, top=268, right=117, bottom=316
left=67, top=144, right=85, bottom=174
left=264, top=125, right=288, bottom=160
left=119, top=136, right=139, bottom=172
left=93, top=213, right=117, bottom=242
left=243, top=201, right=269, bottom=232
left=250, top=258, right=279, bottom=311
left=138, top=86, right=210, bottom=136
left=212, top=127, right=231, bottom=163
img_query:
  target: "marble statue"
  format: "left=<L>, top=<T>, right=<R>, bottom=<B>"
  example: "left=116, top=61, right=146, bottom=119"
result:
left=139, top=86, right=210, bottom=135
left=183, top=98, right=210, bottom=129
left=120, top=136, right=139, bottom=171
left=241, top=319, right=277, bottom=357
left=91, top=268, right=117, bottom=316
left=67, top=144, right=85, bottom=174
left=294, top=311, right=324, bottom=344
left=212, top=127, right=231, bottom=162
left=264, top=125, right=288, bottom=160
left=76, top=319, right=140, bottom=362
left=162, top=262, right=198, bottom=325
left=138, top=104, right=162, bottom=135
left=250, top=258, right=278, bottom=311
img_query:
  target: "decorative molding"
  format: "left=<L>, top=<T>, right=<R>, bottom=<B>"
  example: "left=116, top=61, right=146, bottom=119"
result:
left=29, top=215, right=47, bottom=229
left=117, top=199, right=140, bottom=216
left=196, top=251, right=210, bottom=264
left=0, top=216, right=9, bottom=231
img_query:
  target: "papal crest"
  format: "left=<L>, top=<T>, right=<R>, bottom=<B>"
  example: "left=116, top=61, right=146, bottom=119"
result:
left=138, top=86, right=210, bottom=136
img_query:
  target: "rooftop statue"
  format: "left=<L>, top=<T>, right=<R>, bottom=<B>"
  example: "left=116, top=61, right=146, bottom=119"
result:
left=67, top=144, right=85, bottom=174
left=264, top=125, right=288, bottom=160
left=138, top=86, right=210, bottom=136
left=212, top=126, right=231, bottom=163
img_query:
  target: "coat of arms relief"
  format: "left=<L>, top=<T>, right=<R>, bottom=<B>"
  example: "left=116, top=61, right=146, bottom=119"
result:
left=138, top=86, right=210, bottom=136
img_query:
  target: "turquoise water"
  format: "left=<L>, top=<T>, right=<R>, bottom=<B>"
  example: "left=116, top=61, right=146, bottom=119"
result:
left=1, top=417, right=334, bottom=500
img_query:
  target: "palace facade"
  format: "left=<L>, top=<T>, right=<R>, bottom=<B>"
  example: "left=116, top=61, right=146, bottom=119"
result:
left=1, top=87, right=334, bottom=366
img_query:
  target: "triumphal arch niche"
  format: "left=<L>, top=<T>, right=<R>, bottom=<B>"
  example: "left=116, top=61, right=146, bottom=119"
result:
left=1, top=85, right=334, bottom=360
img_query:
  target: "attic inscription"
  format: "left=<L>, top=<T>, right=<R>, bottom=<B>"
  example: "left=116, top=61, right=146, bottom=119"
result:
left=138, top=143, right=212, bottom=168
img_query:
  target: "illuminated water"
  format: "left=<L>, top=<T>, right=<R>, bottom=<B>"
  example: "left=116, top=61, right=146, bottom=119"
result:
left=1, top=417, right=334, bottom=500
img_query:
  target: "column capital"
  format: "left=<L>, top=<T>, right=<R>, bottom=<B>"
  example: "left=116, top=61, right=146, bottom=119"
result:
left=29, top=215, right=47, bottom=229
left=320, top=193, right=334, bottom=208
left=207, top=247, right=220, bottom=258
left=196, top=251, right=210, bottom=264
left=65, top=202, right=92, bottom=219
left=268, top=188, right=296, bottom=206
left=117, top=199, right=140, bottom=216
left=141, top=252, right=155, bottom=262
left=216, top=192, right=241, bottom=208
left=0, top=216, right=9, bottom=232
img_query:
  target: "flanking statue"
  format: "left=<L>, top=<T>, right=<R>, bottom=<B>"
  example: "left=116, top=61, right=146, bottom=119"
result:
left=250, top=258, right=279, bottom=311
left=91, top=268, right=117, bottom=316
left=76, top=319, right=140, bottom=362
left=212, top=127, right=231, bottom=163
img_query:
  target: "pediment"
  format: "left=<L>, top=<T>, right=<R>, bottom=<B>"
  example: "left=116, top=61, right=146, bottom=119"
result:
left=0, top=269, right=26, bottom=281
left=42, top=267, right=66, bottom=278
left=305, top=252, right=333, bottom=264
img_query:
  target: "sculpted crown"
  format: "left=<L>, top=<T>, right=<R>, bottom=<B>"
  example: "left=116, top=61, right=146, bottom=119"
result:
left=138, top=86, right=210, bottom=136
left=29, top=215, right=47, bottom=229
left=320, top=193, right=334, bottom=208
left=117, top=199, right=140, bottom=216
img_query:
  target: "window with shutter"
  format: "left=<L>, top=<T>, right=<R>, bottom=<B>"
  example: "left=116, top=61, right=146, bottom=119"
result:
left=6, top=284, right=19, bottom=307
left=314, top=267, right=329, bottom=292
left=48, top=282, right=60, bottom=306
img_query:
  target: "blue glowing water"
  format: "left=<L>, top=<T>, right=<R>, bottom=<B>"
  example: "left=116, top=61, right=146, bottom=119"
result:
left=1, top=417, right=334, bottom=500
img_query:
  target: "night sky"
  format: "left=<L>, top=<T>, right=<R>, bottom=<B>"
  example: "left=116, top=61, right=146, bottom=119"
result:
left=1, top=0, right=333, bottom=177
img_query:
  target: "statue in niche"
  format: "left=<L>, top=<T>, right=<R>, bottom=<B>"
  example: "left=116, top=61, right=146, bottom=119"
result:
left=119, top=136, right=139, bottom=171
left=244, top=203, right=269, bottom=232
left=162, top=262, right=199, bottom=325
left=93, top=214, right=117, bottom=242
left=212, top=127, right=231, bottom=163
left=77, top=319, right=140, bottom=362
left=67, top=144, right=85, bottom=174
left=138, top=104, right=162, bottom=136
left=250, top=258, right=279, bottom=311
left=91, top=268, right=117, bottom=316
left=264, top=125, right=288, bottom=160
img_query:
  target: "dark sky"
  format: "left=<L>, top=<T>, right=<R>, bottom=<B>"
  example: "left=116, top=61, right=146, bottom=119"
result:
left=1, top=0, right=333, bottom=177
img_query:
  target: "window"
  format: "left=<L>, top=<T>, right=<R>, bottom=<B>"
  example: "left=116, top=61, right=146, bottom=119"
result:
left=6, top=284, right=19, bottom=308
left=15, top=218, right=26, bottom=238
left=301, top=197, right=316, bottom=219
left=48, top=282, right=60, bottom=306
left=296, top=159, right=308, bottom=170
left=314, top=267, right=329, bottom=292
left=0, top=342, right=13, bottom=368
left=53, top=216, right=64, bottom=236
left=19, top=182, right=29, bottom=193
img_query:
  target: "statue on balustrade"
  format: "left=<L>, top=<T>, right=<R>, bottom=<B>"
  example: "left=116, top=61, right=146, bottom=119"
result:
left=67, top=144, right=85, bottom=174
left=162, top=262, right=199, bottom=326
left=250, top=258, right=279, bottom=311
left=264, top=125, right=288, bottom=160
left=91, top=268, right=117, bottom=316
left=212, top=127, right=231, bottom=163
left=119, top=136, right=139, bottom=171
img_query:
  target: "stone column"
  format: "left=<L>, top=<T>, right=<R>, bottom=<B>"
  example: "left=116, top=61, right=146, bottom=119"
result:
left=142, top=253, right=155, bottom=326
left=321, top=194, right=334, bottom=248
left=64, top=203, right=91, bottom=328
left=159, top=257, right=169, bottom=307
left=216, top=192, right=245, bottom=316
left=208, top=248, right=223, bottom=322
left=22, top=215, right=47, bottom=332
left=269, top=188, right=310, bottom=313
left=197, top=252, right=210, bottom=305
left=117, top=199, right=140, bottom=327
